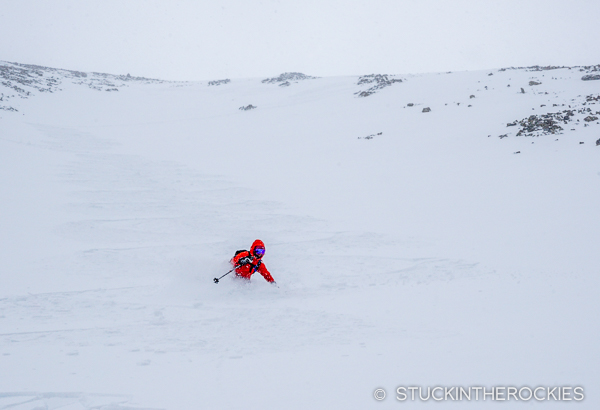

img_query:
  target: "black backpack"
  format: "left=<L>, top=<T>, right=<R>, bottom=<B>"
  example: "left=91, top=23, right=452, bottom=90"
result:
left=233, top=249, right=261, bottom=270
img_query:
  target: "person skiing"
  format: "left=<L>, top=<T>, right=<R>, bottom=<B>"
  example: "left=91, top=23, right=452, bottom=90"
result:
left=230, top=239, right=275, bottom=284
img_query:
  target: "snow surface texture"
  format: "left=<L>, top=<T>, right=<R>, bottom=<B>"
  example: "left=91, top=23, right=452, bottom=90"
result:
left=1, top=61, right=599, bottom=409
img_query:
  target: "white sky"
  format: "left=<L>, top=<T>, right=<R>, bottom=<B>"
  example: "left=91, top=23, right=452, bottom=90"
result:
left=1, top=0, right=599, bottom=81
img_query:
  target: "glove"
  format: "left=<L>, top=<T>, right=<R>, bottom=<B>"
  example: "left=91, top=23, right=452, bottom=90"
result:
left=237, top=256, right=251, bottom=265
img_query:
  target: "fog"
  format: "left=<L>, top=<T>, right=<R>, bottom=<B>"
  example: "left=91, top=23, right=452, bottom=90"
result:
left=1, top=0, right=598, bottom=80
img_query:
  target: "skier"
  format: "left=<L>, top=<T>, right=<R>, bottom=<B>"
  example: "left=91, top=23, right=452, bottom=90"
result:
left=230, top=239, right=276, bottom=284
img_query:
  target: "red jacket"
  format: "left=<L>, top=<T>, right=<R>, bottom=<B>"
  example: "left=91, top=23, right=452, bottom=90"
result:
left=230, top=239, right=274, bottom=283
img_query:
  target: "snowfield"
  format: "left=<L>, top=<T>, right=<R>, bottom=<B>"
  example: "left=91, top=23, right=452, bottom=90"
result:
left=1, top=61, right=599, bottom=409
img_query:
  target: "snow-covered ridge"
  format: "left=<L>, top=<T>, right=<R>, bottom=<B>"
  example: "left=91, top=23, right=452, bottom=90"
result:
left=3, top=59, right=600, bottom=146
left=498, top=63, right=600, bottom=74
left=0, top=60, right=165, bottom=112
left=261, top=71, right=319, bottom=86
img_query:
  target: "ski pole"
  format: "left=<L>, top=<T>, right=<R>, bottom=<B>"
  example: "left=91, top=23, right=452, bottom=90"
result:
left=213, top=266, right=240, bottom=284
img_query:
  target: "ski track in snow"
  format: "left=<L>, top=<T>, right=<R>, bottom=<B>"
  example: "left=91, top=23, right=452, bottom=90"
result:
left=1, top=119, right=486, bottom=409
left=0, top=392, right=162, bottom=410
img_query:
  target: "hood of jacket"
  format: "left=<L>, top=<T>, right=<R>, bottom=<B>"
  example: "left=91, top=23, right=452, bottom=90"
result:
left=250, top=239, right=265, bottom=259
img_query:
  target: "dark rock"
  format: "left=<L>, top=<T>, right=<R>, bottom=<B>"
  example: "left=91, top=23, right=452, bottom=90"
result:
left=262, top=72, right=317, bottom=85
left=529, top=81, right=541, bottom=86
left=355, top=74, right=403, bottom=97
left=470, top=95, right=475, bottom=99
left=407, top=103, right=414, bottom=107
left=500, top=65, right=568, bottom=72
left=584, top=115, right=599, bottom=122
left=510, top=110, right=581, bottom=137
left=582, top=74, right=600, bottom=81
left=596, top=138, right=600, bottom=146
left=520, top=88, right=525, bottom=94
left=422, top=107, right=431, bottom=113
left=360, top=133, right=380, bottom=140
left=586, top=94, right=600, bottom=102
left=208, top=79, right=231, bottom=86
left=499, top=134, right=508, bottom=139
left=514, top=151, right=521, bottom=154
left=239, top=104, right=256, bottom=111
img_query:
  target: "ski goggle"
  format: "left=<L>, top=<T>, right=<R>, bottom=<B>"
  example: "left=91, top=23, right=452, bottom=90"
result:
left=254, top=248, right=265, bottom=256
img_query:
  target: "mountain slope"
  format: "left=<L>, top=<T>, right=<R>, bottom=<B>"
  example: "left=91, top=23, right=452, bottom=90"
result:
left=1, top=61, right=599, bottom=409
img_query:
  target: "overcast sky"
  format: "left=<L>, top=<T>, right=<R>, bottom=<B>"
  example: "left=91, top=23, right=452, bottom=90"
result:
left=1, top=0, right=599, bottom=81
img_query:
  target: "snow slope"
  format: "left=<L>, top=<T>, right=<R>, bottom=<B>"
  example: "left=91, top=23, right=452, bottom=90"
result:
left=1, top=61, right=599, bottom=409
